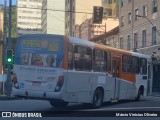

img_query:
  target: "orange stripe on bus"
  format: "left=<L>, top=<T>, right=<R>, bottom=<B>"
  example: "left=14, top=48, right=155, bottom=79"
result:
left=94, top=43, right=136, bottom=84
left=63, top=36, right=69, bottom=70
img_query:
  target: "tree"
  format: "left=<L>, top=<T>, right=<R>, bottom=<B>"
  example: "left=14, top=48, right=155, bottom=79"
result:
left=6, top=5, right=17, bottom=38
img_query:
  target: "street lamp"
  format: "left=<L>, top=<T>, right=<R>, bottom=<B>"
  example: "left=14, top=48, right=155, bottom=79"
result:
left=136, top=15, right=160, bottom=36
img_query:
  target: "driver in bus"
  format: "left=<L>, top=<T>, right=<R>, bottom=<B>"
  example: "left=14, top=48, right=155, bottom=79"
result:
left=46, top=55, right=55, bottom=67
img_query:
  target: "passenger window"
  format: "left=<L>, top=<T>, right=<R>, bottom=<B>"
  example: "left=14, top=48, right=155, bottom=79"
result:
left=74, top=45, right=92, bottom=71
left=122, top=55, right=131, bottom=73
left=68, top=44, right=73, bottom=69
left=93, top=49, right=106, bottom=72
left=131, top=56, right=139, bottom=74
left=140, top=58, right=147, bottom=75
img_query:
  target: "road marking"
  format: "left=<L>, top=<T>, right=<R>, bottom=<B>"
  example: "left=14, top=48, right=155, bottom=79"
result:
left=81, top=107, right=160, bottom=111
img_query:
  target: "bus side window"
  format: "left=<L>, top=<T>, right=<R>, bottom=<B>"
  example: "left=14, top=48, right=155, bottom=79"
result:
left=122, top=55, right=131, bottom=73
left=140, top=58, right=147, bottom=75
left=74, top=45, right=84, bottom=71
left=74, top=45, right=92, bottom=71
left=131, top=56, right=139, bottom=74
left=84, top=48, right=92, bottom=71
left=93, top=49, right=106, bottom=72
left=107, top=51, right=111, bottom=72
left=68, top=44, right=73, bottom=69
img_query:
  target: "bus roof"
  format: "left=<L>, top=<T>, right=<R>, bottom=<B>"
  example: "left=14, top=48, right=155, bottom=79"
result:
left=68, top=36, right=94, bottom=47
left=68, top=36, right=151, bottom=59
left=17, top=34, right=151, bottom=59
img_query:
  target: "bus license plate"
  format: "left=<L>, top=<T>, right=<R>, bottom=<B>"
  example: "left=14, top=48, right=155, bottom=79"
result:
left=32, top=82, right=41, bottom=86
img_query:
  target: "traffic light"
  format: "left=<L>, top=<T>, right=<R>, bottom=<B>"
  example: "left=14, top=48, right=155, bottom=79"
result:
left=6, top=49, right=13, bottom=64
left=93, top=6, right=103, bottom=24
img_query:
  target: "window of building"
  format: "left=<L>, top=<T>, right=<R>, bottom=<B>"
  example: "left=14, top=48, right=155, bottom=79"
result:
left=104, top=9, right=112, bottom=16
left=134, top=32, right=138, bottom=49
left=128, top=12, right=131, bottom=23
left=142, top=30, right=146, bottom=47
left=108, top=0, right=112, bottom=4
left=152, top=26, right=157, bottom=45
left=127, top=35, right=131, bottom=50
left=120, top=37, right=123, bottom=49
left=74, top=45, right=92, bottom=71
left=103, top=0, right=112, bottom=4
left=143, top=4, right=147, bottom=16
left=93, top=49, right=107, bottom=72
left=131, top=56, right=139, bottom=74
left=121, top=0, right=124, bottom=7
left=152, top=0, right=158, bottom=13
left=134, top=9, right=139, bottom=21
left=122, top=55, right=131, bottom=73
left=121, top=16, right=124, bottom=27
left=140, top=58, right=147, bottom=75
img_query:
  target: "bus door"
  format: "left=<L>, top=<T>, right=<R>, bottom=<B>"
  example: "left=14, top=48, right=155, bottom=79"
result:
left=112, top=59, right=120, bottom=101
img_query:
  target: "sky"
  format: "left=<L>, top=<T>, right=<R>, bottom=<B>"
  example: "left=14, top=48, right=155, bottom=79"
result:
left=0, top=0, right=16, bottom=5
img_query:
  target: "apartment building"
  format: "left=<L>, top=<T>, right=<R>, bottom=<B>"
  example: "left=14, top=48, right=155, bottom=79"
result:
left=102, top=0, right=119, bottom=17
left=41, top=0, right=65, bottom=34
left=0, top=11, right=3, bottom=41
left=74, top=17, right=119, bottom=41
left=119, top=0, right=160, bottom=51
left=17, top=0, right=42, bottom=36
left=90, top=26, right=119, bottom=47
left=65, top=0, right=101, bottom=36
left=0, top=6, right=3, bottom=74
left=119, top=0, right=160, bottom=94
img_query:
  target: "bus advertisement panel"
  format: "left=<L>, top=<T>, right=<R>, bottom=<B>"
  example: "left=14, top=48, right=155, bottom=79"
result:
left=13, top=35, right=64, bottom=92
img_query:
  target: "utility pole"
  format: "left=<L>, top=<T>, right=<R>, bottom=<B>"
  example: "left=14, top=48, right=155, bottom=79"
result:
left=2, top=0, right=7, bottom=95
left=69, top=0, right=73, bottom=36
left=6, top=0, right=12, bottom=96
left=3, top=0, right=7, bottom=69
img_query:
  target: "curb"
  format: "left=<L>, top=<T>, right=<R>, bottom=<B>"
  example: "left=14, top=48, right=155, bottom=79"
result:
left=0, top=95, right=17, bottom=101
left=144, top=96, right=160, bottom=101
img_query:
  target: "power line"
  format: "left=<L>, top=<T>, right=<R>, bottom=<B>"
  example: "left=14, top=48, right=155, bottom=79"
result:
left=16, top=6, right=93, bottom=14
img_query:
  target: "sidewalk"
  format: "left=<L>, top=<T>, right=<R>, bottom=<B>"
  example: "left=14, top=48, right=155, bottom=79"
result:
left=0, top=94, right=17, bottom=101
left=144, top=95, right=160, bottom=101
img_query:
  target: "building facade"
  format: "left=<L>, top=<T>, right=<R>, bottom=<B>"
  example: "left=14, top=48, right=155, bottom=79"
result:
left=17, top=0, right=42, bottom=36
left=0, top=6, right=3, bottom=74
left=42, top=0, right=65, bottom=35
left=119, top=0, right=160, bottom=51
left=90, top=26, right=119, bottom=47
left=0, top=12, right=3, bottom=41
left=119, top=0, right=160, bottom=94
left=74, top=17, right=119, bottom=41
left=102, top=0, right=119, bottom=17
left=65, top=0, right=101, bottom=36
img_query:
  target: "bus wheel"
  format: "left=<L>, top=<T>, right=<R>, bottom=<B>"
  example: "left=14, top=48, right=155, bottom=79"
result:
left=49, top=100, right=69, bottom=108
left=135, top=89, right=143, bottom=101
left=92, top=88, right=104, bottom=109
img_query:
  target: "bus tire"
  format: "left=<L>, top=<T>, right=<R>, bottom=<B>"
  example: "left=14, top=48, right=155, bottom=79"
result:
left=92, top=88, right=104, bottom=109
left=135, top=89, right=143, bottom=101
left=49, top=100, right=69, bottom=108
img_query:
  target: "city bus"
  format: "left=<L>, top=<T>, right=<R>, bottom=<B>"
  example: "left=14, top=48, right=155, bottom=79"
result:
left=12, top=34, right=152, bottom=108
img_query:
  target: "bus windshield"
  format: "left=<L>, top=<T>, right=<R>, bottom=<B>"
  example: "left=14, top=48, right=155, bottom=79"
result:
left=14, top=35, right=64, bottom=68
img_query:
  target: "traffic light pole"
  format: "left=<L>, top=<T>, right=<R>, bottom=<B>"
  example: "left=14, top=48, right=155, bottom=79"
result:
left=6, top=0, right=12, bottom=96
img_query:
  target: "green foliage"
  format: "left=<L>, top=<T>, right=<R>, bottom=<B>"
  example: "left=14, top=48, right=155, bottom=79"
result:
left=6, top=6, right=17, bottom=38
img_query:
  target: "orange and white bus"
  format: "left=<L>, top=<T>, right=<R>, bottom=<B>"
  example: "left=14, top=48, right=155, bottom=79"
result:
left=12, top=34, right=152, bottom=108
